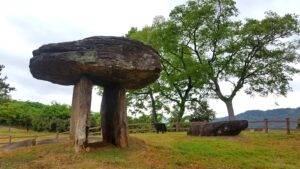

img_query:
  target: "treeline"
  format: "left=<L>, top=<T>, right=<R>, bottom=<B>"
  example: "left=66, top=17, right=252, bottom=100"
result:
left=0, top=100, right=99, bottom=132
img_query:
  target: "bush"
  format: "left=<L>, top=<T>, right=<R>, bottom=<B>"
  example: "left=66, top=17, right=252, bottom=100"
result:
left=189, top=101, right=216, bottom=122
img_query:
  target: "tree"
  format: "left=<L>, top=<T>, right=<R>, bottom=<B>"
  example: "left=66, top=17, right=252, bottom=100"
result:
left=127, top=18, right=208, bottom=126
left=0, top=99, right=71, bottom=132
left=127, top=84, right=163, bottom=123
left=189, top=100, right=216, bottom=122
left=169, top=0, right=300, bottom=120
left=156, top=21, right=208, bottom=124
left=0, top=65, right=15, bottom=102
left=90, top=112, right=100, bottom=127
left=126, top=25, right=166, bottom=123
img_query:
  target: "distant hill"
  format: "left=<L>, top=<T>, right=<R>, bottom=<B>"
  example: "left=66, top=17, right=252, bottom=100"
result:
left=215, top=107, right=300, bottom=128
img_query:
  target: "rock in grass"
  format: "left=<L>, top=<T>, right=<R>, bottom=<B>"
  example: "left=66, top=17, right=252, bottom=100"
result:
left=187, top=120, right=248, bottom=136
left=2, top=139, right=36, bottom=151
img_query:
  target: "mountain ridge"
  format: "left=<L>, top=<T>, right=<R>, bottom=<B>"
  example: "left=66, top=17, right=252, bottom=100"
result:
left=215, top=107, right=300, bottom=128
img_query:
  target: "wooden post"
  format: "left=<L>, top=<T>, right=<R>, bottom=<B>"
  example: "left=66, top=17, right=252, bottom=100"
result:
left=286, top=118, right=290, bottom=135
left=264, top=119, right=268, bottom=133
left=9, top=136, right=12, bottom=144
left=70, top=76, right=93, bottom=152
left=101, top=84, right=128, bottom=148
left=32, top=135, right=37, bottom=146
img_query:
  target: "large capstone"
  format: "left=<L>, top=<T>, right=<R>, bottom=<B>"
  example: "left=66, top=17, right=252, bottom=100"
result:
left=30, top=36, right=161, bottom=89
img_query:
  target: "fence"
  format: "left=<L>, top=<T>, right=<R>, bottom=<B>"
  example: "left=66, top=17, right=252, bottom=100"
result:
left=0, top=126, right=101, bottom=145
left=128, top=122, right=191, bottom=133
left=1, top=119, right=299, bottom=145
left=248, top=118, right=300, bottom=134
left=0, top=135, right=37, bottom=145
left=0, top=122, right=188, bottom=145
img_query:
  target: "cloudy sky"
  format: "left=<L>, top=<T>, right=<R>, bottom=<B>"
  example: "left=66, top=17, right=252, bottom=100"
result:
left=1, top=0, right=299, bottom=118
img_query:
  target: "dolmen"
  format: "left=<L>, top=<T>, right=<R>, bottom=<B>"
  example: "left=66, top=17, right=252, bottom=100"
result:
left=29, top=36, right=161, bottom=152
left=187, top=120, right=248, bottom=136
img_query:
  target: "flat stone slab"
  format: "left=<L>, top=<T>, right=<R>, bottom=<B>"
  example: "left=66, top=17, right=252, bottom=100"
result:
left=1, top=138, right=66, bottom=151
left=37, top=138, right=65, bottom=145
left=187, top=120, right=248, bottom=136
left=30, top=36, right=161, bottom=89
left=1, top=139, right=36, bottom=151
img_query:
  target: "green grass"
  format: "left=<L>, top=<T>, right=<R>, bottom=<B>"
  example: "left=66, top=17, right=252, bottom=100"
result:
left=0, top=129, right=300, bottom=169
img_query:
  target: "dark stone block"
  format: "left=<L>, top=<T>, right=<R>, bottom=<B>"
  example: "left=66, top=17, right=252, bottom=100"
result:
left=187, top=120, right=248, bottom=136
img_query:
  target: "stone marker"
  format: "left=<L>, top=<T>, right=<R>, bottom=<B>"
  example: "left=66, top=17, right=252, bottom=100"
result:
left=187, top=120, right=248, bottom=136
left=29, top=36, right=161, bottom=151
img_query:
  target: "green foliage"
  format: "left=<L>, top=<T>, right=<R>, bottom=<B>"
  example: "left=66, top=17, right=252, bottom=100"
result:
left=188, top=101, right=216, bottom=122
left=0, top=100, right=102, bottom=132
left=108, top=0, right=300, bottom=122
left=168, top=0, right=300, bottom=120
left=125, top=24, right=169, bottom=123
left=0, top=64, right=15, bottom=102
left=0, top=100, right=42, bottom=127
left=90, top=112, right=100, bottom=127
left=126, top=16, right=208, bottom=123
left=0, top=100, right=71, bottom=132
left=31, top=101, right=70, bottom=132
left=127, top=113, right=165, bottom=123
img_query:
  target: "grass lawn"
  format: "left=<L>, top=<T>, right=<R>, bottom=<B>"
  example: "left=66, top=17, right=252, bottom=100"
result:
left=0, top=130, right=299, bottom=169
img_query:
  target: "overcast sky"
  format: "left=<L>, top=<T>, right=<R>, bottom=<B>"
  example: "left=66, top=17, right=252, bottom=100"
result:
left=1, top=0, right=299, bottom=118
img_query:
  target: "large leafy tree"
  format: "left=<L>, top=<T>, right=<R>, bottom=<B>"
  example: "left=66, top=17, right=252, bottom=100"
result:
left=126, top=26, right=165, bottom=123
left=0, top=64, right=15, bottom=102
left=169, top=0, right=300, bottom=120
left=127, top=17, right=208, bottom=125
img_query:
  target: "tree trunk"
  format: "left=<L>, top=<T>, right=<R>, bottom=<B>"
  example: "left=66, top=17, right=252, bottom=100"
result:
left=149, top=91, right=158, bottom=123
left=176, top=103, right=185, bottom=132
left=224, top=99, right=235, bottom=121
left=70, top=76, right=92, bottom=152
left=100, top=84, right=128, bottom=148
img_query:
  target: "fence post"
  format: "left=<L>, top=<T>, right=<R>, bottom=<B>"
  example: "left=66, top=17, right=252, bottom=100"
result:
left=264, top=119, right=268, bottom=133
left=32, top=135, right=37, bottom=146
left=297, top=119, right=300, bottom=129
left=286, top=118, right=290, bottom=135
left=9, top=136, right=12, bottom=144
